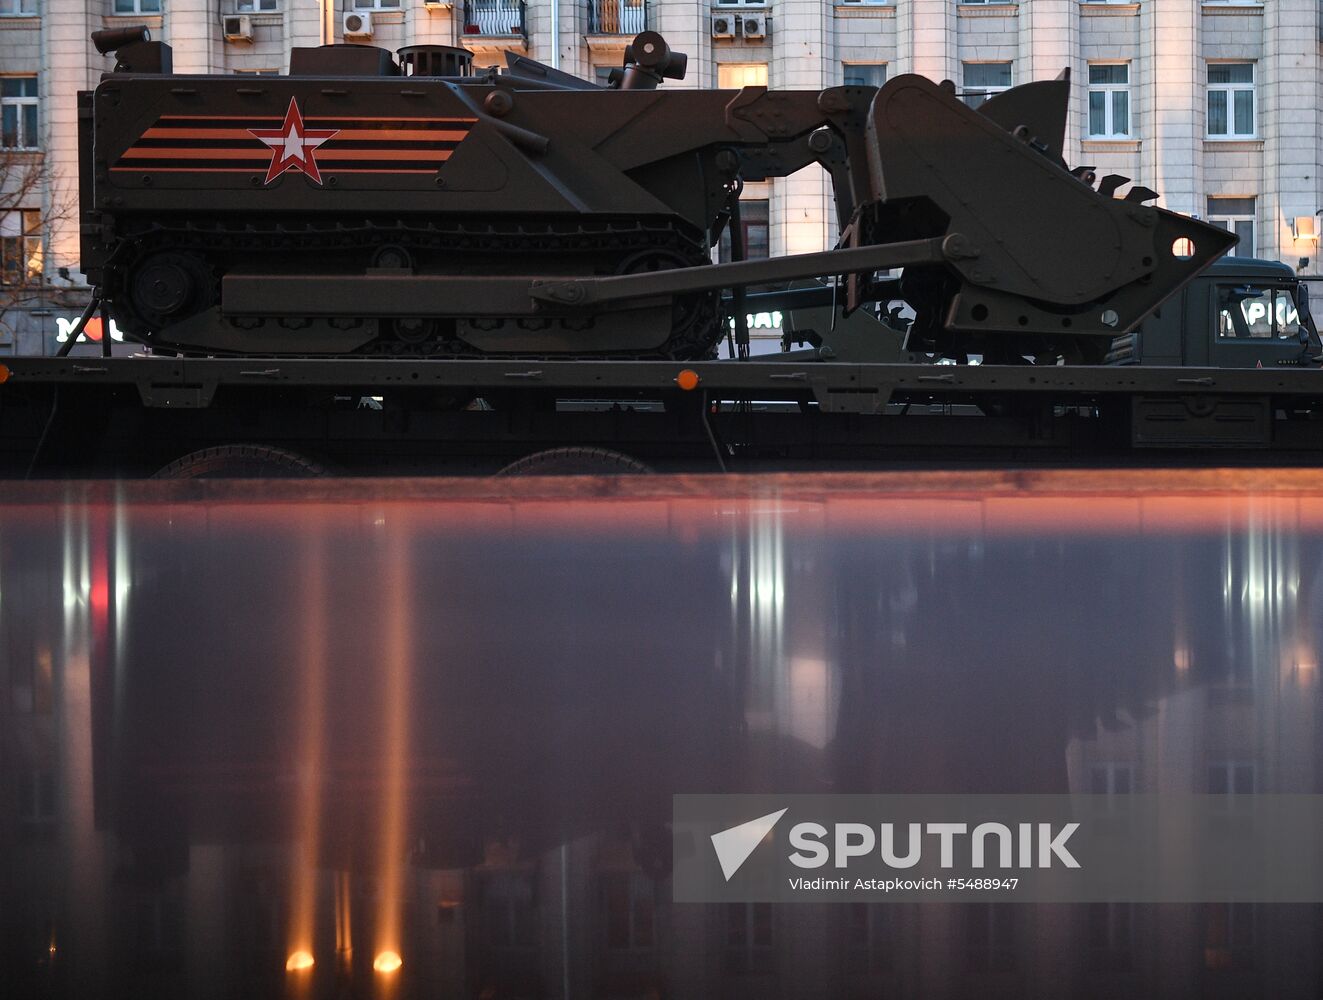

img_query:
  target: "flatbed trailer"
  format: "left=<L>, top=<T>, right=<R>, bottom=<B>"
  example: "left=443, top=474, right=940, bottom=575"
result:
left=3, top=355, right=1323, bottom=477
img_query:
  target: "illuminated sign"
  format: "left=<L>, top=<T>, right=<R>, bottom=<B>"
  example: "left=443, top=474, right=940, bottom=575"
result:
left=55, top=316, right=124, bottom=344
left=726, top=311, right=784, bottom=332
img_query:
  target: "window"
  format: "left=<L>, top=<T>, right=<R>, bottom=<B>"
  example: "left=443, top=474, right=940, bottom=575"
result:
left=714, top=0, right=767, bottom=5
left=1207, top=196, right=1255, bottom=258
left=236, top=0, right=277, bottom=9
left=1216, top=284, right=1300, bottom=341
left=717, top=63, right=768, bottom=89
left=0, top=210, right=41, bottom=285
left=962, top=62, right=1011, bottom=109
left=1, top=76, right=38, bottom=149
left=718, top=198, right=769, bottom=263
left=0, top=0, right=38, bottom=15
left=355, top=0, right=400, bottom=8
left=1207, top=63, right=1254, bottom=138
left=843, top=63, right=886, bottom=88
left=590, top=0, right=646, bottom=33
left=1088, top=64, right=1130, bottom=137
left=112, top=0, right=161, bottom=12
left=465, top=0, right=522, bottom=35
left=841, top=0, right=893, bottom=4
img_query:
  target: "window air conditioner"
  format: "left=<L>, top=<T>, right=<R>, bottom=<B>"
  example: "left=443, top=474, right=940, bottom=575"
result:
left=741, top=15, right=768, bottom=39
left=343, top=10, right=374, bottom=39
left=223, top=14, right=254, bottom=43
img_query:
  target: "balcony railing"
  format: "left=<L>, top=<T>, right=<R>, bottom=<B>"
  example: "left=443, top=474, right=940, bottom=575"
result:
left=463, top=0, right=526, bottom=39
left=588, top=0, right=649, bottom=35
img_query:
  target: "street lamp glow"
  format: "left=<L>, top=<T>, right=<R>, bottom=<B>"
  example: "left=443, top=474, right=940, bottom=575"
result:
left=373, top=951, right=402, bottom=974
left=286, top=950, right=315, bottom=972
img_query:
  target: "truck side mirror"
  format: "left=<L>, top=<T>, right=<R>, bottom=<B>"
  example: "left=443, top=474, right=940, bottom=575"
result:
left=1294, top=283, right=1313, bottom=345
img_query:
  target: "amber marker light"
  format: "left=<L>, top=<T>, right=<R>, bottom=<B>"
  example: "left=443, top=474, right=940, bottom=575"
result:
left=286, top=950, right=316, bottom=972
left=0, top=364, right=11, bottom=384
left=373, top=951, right=403, bottom=974
left=675, top=368, right=700, bottom=391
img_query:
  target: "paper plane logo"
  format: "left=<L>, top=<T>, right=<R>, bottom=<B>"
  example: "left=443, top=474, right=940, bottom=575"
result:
left=710, top=808, right=788, bottom=881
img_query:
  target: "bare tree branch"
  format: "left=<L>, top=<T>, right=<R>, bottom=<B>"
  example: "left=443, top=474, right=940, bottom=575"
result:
left=0, top=147, right=84, bottom=351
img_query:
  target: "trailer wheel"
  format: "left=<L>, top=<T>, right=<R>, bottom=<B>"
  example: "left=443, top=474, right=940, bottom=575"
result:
left=152, top=444, right=329, bottom=479
left=496, top=447, right=653, bottom=477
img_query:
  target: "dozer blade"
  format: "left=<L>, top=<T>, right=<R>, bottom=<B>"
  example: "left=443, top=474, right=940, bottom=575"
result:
left=864, top=74, right=1237, bottom=343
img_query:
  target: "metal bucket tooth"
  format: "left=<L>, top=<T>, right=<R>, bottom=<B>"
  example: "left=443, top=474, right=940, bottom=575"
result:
left=1098, top=174, right=1130, bottom=197
left=1125, top=185, right=1160, bottom=204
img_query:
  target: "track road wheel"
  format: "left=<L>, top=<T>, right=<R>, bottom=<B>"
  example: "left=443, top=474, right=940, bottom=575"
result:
left=496, top=447, right=653, bottom=477
left=152, top=444, right=329, bottom=479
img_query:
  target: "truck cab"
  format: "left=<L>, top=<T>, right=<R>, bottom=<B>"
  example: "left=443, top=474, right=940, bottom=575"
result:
left=1109, top=257, right=1320, bottom=368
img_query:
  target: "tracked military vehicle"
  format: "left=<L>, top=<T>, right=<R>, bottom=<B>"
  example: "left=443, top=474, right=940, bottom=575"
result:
left=78, top=26, right=1233, bottom=365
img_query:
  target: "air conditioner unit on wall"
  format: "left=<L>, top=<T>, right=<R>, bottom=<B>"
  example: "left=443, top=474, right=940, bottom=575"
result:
left=711, top=14, right=734, bottom=39
left=741, top=15, right=768, bottom=39
left=343, top=10, right=374, bottom=39
left=222, top=14, right=253, bottom=43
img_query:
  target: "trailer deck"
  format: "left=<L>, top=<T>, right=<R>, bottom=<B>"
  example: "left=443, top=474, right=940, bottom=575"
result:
left=3, top=356, right=1322, bottom=476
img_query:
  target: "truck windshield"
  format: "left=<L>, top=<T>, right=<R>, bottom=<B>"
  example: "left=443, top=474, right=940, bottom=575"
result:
left=1217, top=284, right=1300, bottom=340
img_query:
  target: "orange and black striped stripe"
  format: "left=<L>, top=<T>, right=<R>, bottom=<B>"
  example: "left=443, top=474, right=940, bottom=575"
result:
left=111, top=114, right=478, bottom=174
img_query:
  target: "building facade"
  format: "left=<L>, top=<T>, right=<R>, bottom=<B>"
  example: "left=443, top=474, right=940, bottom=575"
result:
left=1, top=0, right=1320, bottom=354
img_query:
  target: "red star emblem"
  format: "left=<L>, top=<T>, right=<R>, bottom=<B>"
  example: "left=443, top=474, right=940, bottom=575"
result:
left=249, top=98, right=339, bottom=186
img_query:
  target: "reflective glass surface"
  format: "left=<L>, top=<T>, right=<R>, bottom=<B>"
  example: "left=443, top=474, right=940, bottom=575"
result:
left=3, top=472, right=1322, bottom=999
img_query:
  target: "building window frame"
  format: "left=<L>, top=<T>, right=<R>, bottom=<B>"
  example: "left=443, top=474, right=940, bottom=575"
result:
left=842, top=62, right=887, bottom=88
left=718, top=197, right=769, bottom=263
left=1, top=76, right=38, bottom=150
left=1206, top=61, right=1255, bottom=139
left=962, top=61, right=1012, bottom=109
left=0, top=209, right=42, bottom=286
left=716, top=62, right=769, bottom=89
left=1087, top=62, right=1130, bottom=138
left=354, top=0, right=400, bottom=8
left=0, top=0, right=39, bottom=15
left=235, top=0, right=278, bottom=10
left=111, top=0, right=161, bottom=12
left=1207, top=196, right=1256, bottom=258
